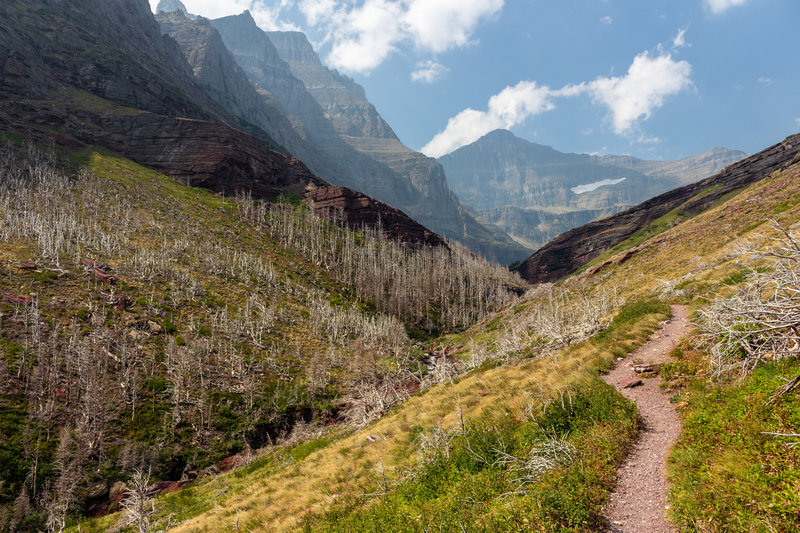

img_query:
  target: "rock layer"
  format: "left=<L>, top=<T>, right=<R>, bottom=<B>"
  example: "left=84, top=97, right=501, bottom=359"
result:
left=211, top=16, right=527, bottom=263
left=306, top=187, right=446, bottom=248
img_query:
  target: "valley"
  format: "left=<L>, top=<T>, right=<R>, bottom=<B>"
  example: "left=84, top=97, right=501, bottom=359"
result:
left=0, top=1, right=798, bottom=532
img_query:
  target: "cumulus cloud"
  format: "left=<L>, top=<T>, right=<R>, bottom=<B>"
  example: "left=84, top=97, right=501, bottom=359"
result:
left=325, top=0, right=406, bottom=72
left=299, top=0, right=504, bottom=73
left=587, top=51, right=692, bottom=135
left=411, top=60, right=449, bottom=83
left=404, top=0, right=504, bottom=53
left=152, top=0, right=502, bottom=75
left=757, top=77, right=773, bottom=87
left=704, top=0, right=748, bottom=14
left=600, top=15, right=613, bottom=25
left=422, top=50, right=692, bottom=157
left=422, top=82, right=560, bottom=157
left=151, top=0, right=251, bottom=19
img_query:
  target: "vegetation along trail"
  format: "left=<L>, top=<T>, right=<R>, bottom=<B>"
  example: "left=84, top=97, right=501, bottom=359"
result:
left=603, top=305, right=690, bottom=532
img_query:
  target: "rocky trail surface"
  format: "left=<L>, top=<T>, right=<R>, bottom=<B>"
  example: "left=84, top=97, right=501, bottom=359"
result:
left=603, top=305, right=690, bottom=532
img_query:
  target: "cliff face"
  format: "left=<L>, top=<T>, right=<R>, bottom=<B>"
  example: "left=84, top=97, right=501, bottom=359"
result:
left=0, top=1, right=313, bottom=198
left=439, top=129, right=746, bottom=250
left=210, top=13, right=421, bottom=207
left=155, top=11, right=324, bottom=160
left=306, top=187, right=447, bottom=248
left=0, top=0, right=454, bottom=252
left=261, top=30, right=529, bottom=263
left=267, top=31, right=395, bottom=140
left=514, top=134, right=800, bottom=283
left=0, top=0, right=219, bottom=119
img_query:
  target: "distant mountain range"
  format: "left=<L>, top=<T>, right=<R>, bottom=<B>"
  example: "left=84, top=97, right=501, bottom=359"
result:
left=439, top=129, right=746, bottom=251
left=513, top=134, right=800, bottom=283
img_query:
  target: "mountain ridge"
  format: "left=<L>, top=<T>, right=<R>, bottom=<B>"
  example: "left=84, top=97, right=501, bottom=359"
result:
left=439, top=128, right=746, bottom=250
left=513, top=133, right=800, bottom=283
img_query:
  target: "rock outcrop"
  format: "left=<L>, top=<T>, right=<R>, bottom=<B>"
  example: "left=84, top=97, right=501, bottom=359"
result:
left=439, top=129, right=746, bottom=250
left=513, top=134, right=800, bottom=283
left=306, top=187, right=447, bottom=248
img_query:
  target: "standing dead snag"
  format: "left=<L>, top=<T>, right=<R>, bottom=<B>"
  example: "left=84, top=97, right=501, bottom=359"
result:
left=119, top=469, right=173, bottom=533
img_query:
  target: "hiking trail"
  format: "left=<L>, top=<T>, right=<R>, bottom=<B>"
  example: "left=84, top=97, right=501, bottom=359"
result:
left=603, top=304, right=690, bottom=533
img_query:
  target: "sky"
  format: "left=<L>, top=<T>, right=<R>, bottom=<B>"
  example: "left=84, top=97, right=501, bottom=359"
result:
left=150, top=0, right=800, bottom=160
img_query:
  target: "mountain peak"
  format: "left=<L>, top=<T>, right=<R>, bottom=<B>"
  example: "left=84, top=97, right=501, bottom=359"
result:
left=156, top=0, right=195, bottom=18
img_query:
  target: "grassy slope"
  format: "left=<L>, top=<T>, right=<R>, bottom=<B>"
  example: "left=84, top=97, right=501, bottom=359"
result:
left=573, top=162, right=800, bottom=531
left=0, top=147, right=349, bottom=493
left=2, top=140, right=527, bottom=531
left=67, top=158, right=800, bottom=531
left=0, top=145, right=429, bottom=528
left=77, top=300, right=667, bottom=532
left=72, top=157, right=800, bottom=532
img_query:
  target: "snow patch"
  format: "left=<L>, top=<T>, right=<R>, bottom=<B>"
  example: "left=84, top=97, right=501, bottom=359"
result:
left=571, top=177, right=627, bottom=195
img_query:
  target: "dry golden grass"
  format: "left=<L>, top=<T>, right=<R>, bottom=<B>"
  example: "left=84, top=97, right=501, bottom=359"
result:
left=125, top=164, right=800, bottom=533
left=163, top=311, right=663, bottom=532
left=75, top=161, right=800, bottom=532
left=579, top=165, right=800, bottom=308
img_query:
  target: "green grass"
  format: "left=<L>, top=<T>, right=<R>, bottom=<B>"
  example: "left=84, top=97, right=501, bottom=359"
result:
left=295, top=300, right=671, bottom=532
left=668, top=358, right=800, bottom=532
left=720, top=269, right=749, bottom=286
left=304, top=378, right=637, bottom=532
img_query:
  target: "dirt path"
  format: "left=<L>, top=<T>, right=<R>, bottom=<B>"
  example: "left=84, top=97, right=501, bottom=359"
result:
left=602, top=304, right=690, bottom=533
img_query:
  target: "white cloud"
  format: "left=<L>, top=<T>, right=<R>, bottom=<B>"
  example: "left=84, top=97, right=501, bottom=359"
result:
left=411, top=60, right=449, bottom=83
left=152, top=0, right=251, bottom=19
left=299, top=0, right=504, bottom=73
left=422, top=50, right=692, bottom=157
left=704, top=0, right=748, bottom=14
left=405, top=0, right=504, bottom=53
left=672, top=26, right=689, bottom=48
left=326, top=0, right=406, bottom=72
left=600, top=15, right=613, bottom=25
left=587, top=51, right=692, bottom=135
left=251, top=0, right=301, bottom=31
left=757, top=76, right=773, bottom=87
left=422, top=81, right=559, bottom=157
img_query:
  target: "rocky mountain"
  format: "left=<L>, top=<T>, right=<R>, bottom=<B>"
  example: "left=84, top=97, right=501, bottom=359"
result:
left=0, top=0, right=326, bottom=191
left=156, top=0, right=196, bottom=19
left=266, top=31, right=493, bottom=249
left=439, top=129, right=745, bottom=250
left=207, top=12, right=528, bottom=263
left=0, top=0, right=217, bottom=119
left=514, top=134, right=800, bottom=283
left=0, top=0, right=458, bottom=251
left=208, top=13, right=417, bottom=206
left=154, top=10, right=331, bottom=173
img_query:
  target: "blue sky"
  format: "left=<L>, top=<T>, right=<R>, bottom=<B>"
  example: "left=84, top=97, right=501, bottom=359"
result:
left=152, top=0, right=799, bottom=160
